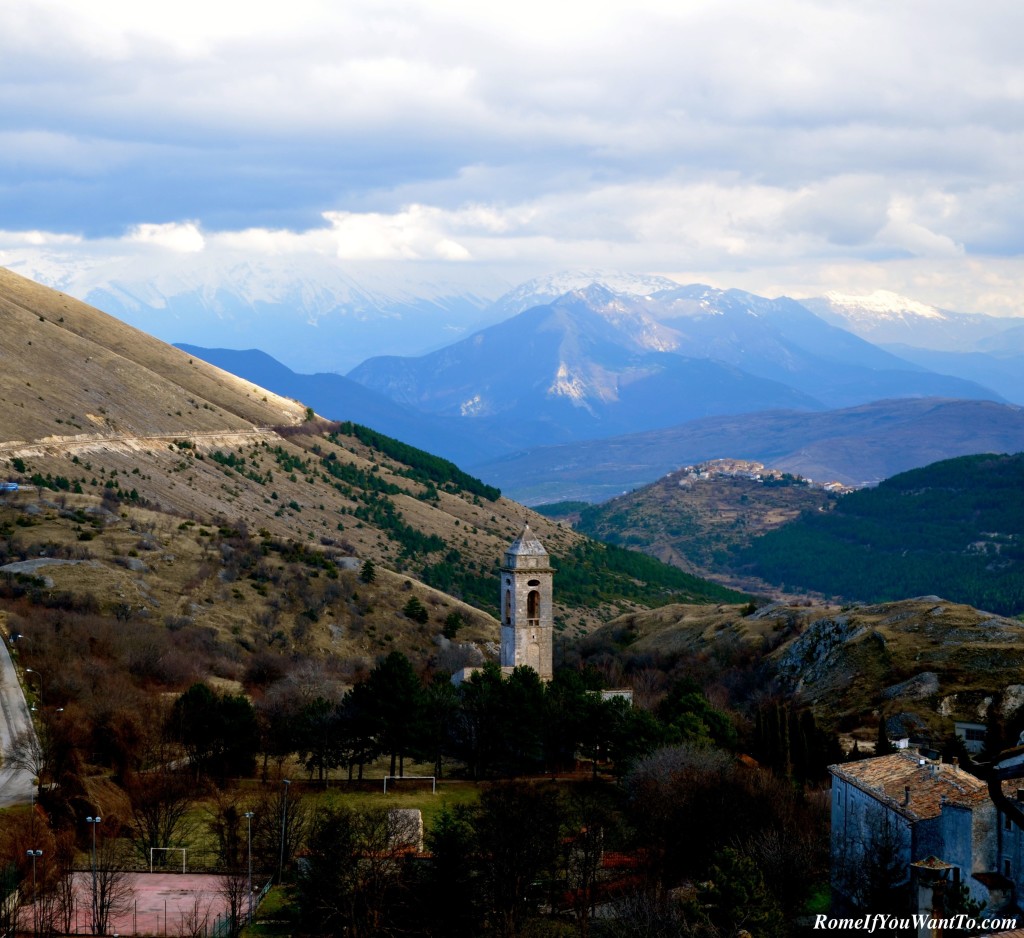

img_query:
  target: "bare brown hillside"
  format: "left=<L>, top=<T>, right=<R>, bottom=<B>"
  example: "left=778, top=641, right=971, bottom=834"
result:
left=0, top=266, right=306, bottom=443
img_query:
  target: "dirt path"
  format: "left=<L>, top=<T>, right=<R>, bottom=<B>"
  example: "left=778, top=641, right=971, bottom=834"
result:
left=0, top=427, right=277, bottom=457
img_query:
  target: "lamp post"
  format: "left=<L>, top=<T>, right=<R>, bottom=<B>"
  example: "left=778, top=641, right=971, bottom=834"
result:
left=26, top=849, right=42, bottom=937
left=278, top=780, right=290, bottom=884
left=86, top=815, right=101, bottom=933
left=243, top=811, right=254, bottom=923
left=25, top=668, right=43, bottom=710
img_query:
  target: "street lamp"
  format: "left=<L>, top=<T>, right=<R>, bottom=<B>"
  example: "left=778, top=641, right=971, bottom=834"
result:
left=278, top=780, right=290, bottom=884
left=243, top=811, right=254, bottom=923
left=26, top=849, right=42, bottom=937
left=86, top=815, right=101, bottom=933
left=24, top=668, right=43, bottom=707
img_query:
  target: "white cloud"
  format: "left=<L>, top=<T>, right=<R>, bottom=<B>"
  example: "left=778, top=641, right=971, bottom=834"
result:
left=127, top=222, right=206, bottom=253
left=0, top=229, right=82, bottom=248
left=323, top=207, right=472, bottom=261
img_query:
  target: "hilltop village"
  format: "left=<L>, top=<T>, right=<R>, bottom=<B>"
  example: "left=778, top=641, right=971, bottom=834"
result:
left=671, top=458, right=854, bottom=493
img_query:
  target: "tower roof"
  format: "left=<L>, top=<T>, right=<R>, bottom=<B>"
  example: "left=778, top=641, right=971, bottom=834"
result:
left=506, top=524, right=547, bottom=557
left=503, top=524, right=551, bottom=570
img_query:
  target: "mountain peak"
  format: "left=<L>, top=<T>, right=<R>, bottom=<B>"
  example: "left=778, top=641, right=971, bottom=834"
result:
left=820, top=289, right=946, bottom=320
left=493, top=269, right=682, bottom=317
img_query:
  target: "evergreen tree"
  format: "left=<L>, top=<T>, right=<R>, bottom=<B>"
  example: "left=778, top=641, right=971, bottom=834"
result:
left=363, top=651, right=424, bottom=777
left=700, top=847, right=786, bottom=938
left=875, top=716, right=895, bottom=756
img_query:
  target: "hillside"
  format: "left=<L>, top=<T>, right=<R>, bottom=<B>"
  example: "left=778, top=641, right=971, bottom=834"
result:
left=581, top=598, right=1024, bottom=741
left=0, top=267, right=307, bottom=441
left=736, top=453, right=1024, bottom=616
left=572, top=461, right=837, bottom=585
left=0, top=266, right=741, bottom=669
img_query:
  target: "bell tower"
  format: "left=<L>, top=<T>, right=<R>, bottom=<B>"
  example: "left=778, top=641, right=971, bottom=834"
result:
left=500, top=524, right=554, bottom=680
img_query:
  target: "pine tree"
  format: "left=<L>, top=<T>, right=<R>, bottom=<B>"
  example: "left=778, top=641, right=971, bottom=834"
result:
left=875, top=717, right=895, bottom=756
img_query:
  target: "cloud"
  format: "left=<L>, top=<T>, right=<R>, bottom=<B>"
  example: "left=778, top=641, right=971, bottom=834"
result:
left=323, top=207, right=471, bottom=261
left=127, top=222, right=206, bottom=253
left=0, top=0, right=1023, bottom=315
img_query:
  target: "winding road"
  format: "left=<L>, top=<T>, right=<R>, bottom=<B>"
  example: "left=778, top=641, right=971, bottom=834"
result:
left=0, top=637, right=37, bottom=807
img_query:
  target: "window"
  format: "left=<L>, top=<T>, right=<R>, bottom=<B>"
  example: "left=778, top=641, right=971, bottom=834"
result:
left=527, top=590, right=540, bottom=619
left=505, top=589, right=511, bottom=624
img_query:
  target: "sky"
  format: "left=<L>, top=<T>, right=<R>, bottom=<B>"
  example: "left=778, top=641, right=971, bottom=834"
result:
left=1, top=0, right=1024, bottom=314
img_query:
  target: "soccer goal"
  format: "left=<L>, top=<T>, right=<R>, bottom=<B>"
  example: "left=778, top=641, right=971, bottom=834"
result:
left=382, top=775, right=436, bottom=794
left=149, top=847, right=187, bottom=873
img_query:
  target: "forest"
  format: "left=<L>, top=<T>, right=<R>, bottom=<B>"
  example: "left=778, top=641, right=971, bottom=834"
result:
left=737, top=453, right=1024, bottom=615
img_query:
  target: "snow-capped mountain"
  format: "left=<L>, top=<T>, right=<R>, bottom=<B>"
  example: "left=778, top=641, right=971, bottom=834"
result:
left=1, top=249, right=510, bottom=373
left=347, top=280, right=1001, bottom=455
left=802, top=290, right=1022, bottom=351
left=491, top=269, right=683, bottom=317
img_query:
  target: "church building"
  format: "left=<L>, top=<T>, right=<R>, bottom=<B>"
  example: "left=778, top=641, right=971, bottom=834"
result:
left=499, top=524, right=554, bottom=681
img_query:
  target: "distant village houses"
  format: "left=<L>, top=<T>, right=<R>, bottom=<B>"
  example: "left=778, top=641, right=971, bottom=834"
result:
left=671, top=458, right=853, bottom=493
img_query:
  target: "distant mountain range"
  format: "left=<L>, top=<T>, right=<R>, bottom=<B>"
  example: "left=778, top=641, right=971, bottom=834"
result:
left=346, top=281, right=999, bottom=452
left=173, top=274, right=1024, bottom=503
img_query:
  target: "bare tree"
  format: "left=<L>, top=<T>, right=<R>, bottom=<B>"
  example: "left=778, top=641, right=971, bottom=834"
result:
left=219, top=872, right=250, bottom=938
left=2, top=726, right=46, bottom=788
left=39, top=832, right=78, bottom=938
left=91, top=838, right=135, bottom=936
left=561, top=785, right=620, bottom=938
left=123, top=767, right=198, bottom=866
left=174, top=894, right=212, bottom=938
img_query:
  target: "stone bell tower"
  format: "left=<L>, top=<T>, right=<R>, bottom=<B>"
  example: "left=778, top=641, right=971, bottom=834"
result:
left=500, top=524, right=554, bottom=680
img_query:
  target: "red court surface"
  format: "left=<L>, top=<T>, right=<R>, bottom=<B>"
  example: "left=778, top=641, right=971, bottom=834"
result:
left=58, top=872, right=241, bottom=936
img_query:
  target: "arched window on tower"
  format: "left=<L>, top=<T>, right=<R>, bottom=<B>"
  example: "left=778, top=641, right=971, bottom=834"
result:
left=505, top=589, right=512, bottom=624
left=527, top=590, right=540, bottom=622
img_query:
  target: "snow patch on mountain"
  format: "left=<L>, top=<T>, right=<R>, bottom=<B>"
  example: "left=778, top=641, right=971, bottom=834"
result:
left=494, top=269, right=682, bottom=317
left=822, top=289, right=946, bottom=321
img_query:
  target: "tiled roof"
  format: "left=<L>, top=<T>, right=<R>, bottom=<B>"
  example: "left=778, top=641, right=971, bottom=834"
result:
left=829, top=751, right=989, bottom=821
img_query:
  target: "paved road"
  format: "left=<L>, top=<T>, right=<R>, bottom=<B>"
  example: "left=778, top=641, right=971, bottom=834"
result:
left=0, top=637, right=37, bottom=807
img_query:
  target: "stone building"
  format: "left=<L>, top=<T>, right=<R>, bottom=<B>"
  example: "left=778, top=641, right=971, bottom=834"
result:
left=830, top=750, right=1004, bottom=912
left=499, top=524, right=554, bottom=681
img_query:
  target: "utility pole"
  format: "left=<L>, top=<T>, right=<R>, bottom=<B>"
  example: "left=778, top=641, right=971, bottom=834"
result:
left=244, top=811, right=255, bottom=923
left=86, top=815, right=101, bottom=932
left=26, top=849, right=42, bottom=938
